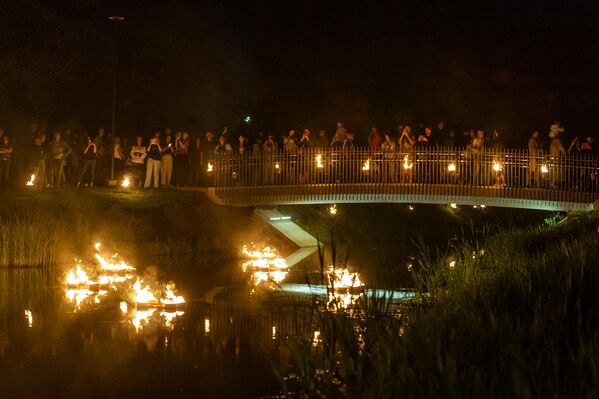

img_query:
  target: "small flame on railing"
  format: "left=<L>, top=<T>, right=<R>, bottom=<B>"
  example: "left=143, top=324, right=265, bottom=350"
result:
left=540, top=165, right=549, bottom=174
left=207, top=162, right=213, bottom=173
left=315, top=154, right=324, bottom=169
left=447, top=163, right=456, bottom=172
left=362, top=159, right=371, bottom=171
left=492, top=161, right=503, bottom=172
left=403, top=155, right=413, bottom=170
left=26, top=174, right=36, bottom=186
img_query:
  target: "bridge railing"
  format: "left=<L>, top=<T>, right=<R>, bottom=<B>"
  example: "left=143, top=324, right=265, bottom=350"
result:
left=212, top=147, right=599, bottom=203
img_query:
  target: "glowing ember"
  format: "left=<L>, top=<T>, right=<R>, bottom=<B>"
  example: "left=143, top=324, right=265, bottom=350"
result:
left=362, top=159, right=371, bottom=171
left=447, top=163, right=457, bottom=172
left=241, top=244, right=289, bottom=287
left=540, top=165, right=549, bottom=174
left=207, top=162, right=213, bottom=173
left=121, top=177, right=131, bottom=188
left=315, top=154, right=324, bottom=168
left=403, top=155, right=413, bottom=170
left=26, top=174, right=36, bottom=186
left=329, top=204, right=337, bottom=215
left=326, top=266, right=365, bottom=310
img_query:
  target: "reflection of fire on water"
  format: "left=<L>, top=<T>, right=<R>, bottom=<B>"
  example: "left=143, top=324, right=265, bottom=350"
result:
left=241, top=245, right=288, bottom=288
left=326, top=266, right=365, bottom=310
left=26, top=174, right=36, bottom=186
left=64, top=243, right=186, bottom=331
left=24, top=310, right=33, bottom=328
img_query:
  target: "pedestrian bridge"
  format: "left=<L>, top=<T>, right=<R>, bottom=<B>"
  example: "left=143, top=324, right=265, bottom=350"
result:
left=208, top=147, right=599, bottom=212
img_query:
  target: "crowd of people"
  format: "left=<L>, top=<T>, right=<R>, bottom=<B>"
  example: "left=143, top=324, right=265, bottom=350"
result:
left=0, top=120, right=595, bottom=191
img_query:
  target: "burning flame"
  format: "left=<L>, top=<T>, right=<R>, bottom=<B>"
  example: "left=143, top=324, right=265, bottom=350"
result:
left=161, top=310, right=185, bottom=329
left=362, top=159, right=371, bottom=171
left=130, top=308, right=156, bottom=332
left=207, top=162, right=214, bottom=173
left=315, top=154, right=324, bottom=169
left=241, top=245, right=289, bottom=287
left=275, top=162, right=280, bottom=170
left=492, top=161, right=503, bottom=172
left=326, top=266, right=365, bottom=310
left=450, top=203, right=457, bottom=209
left=447, top=163, right=456, bottom=172
left=160, top=282, right=186, bottom=305
left=403, top=155, right=413, bottom=170
left=121, top=177, right=131, bottom=188
left=26, top=174, right=36, bottom=186
left=132, top=280, right=159, bottom=305
left=329, top=204, right=337, bottom=215
left=540, top=165, right=549, bottom=174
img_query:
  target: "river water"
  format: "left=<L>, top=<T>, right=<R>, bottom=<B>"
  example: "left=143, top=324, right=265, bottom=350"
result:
left=0, top=205, right=553, bottom=398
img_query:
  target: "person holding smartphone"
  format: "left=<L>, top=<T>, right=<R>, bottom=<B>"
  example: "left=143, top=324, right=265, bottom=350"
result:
left=144, top=137, right=162, bottom=188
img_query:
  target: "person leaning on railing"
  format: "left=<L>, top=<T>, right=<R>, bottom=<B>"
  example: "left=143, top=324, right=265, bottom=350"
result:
left=527, top=130, right=542, bottom=187
left=549, top=124, right=566, bottom=189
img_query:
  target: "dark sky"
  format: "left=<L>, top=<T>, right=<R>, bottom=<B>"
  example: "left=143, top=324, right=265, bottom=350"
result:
left=1, top=0, right=598, bottom=144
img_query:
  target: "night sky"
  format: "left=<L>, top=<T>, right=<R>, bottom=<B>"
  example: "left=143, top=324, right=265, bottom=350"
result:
left=1, top=0, right=598, bottom=144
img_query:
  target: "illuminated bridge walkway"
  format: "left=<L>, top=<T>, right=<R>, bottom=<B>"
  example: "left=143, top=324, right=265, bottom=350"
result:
left=208, top=148, right=599, bottom=212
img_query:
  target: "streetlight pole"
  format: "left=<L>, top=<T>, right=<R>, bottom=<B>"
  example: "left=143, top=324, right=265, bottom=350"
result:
left=108, top=15, right=125, bottom=186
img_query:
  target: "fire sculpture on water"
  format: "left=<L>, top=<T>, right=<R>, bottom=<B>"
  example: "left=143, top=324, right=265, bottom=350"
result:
left=64, top=243, right=186, bottom=331
left=241, top=244, right=289, bottom=288
left=326, top=266, right=365, bottom=310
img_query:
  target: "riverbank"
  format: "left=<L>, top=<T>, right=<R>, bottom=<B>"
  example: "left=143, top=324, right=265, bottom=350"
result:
left=278, top=212, right=599, bottom=398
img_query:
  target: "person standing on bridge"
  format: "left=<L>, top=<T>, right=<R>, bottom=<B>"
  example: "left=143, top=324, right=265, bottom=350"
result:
left=144, top=137, right=162, bottom=189
left=549, top=123, right=566, bottom=189
left=262, top=133, right=278, bottom=185
left=381, top=132, right=397, bottom=183
left=527, top=130, right=542, bottom=187
left=399, top=126, right=415, bottom=183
